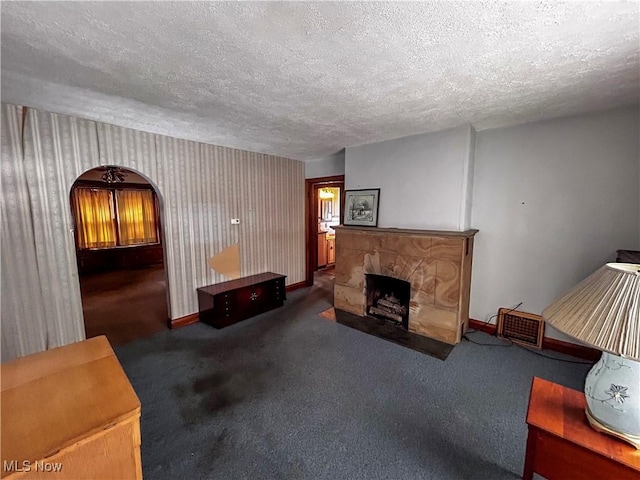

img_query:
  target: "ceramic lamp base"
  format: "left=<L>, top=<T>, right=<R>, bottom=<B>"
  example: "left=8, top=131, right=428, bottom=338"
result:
left=586, top=406, right=640, bottom=449
left=584, top=352, right=640, bottom=450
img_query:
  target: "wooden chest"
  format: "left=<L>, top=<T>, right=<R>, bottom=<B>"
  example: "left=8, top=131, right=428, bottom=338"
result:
left=1, top=336, right=142, bottom=479
left=197, top=272, right=287, bottom=328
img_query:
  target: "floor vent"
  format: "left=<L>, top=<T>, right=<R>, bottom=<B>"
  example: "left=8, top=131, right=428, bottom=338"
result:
left=497, top=308, right=544, bottom=349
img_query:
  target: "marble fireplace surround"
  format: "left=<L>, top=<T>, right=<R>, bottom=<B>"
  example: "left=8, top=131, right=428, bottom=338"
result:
left=333, top=226, right=478, bottom=345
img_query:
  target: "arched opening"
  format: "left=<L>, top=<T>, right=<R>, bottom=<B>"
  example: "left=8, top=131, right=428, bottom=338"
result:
left=70, top=166, right=170, bottom=345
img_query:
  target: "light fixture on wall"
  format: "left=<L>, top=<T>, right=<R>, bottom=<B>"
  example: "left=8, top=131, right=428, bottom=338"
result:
left=101, top=166, right=127, bottom=183
left=542, top=263, right=640, bottom=448
left=319, top=188, right=334, bottom=199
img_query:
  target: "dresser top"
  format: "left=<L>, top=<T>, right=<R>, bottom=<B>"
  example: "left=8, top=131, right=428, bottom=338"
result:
left=334, top=225, right=478, bottom=238
left=198, top=272, right=286, bottom=296
left=1, top=336, right=140, bottom=465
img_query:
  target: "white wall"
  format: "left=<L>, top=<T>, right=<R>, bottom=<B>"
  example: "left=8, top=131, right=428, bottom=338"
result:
left=470, top=107, right=640, bottom=340
left=345, top=125, right=475, bottom=230
left=305, top=150, right=345, bottom=178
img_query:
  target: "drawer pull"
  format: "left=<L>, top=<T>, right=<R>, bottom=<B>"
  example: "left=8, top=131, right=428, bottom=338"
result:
left=250, top=292, right=258, bottom=301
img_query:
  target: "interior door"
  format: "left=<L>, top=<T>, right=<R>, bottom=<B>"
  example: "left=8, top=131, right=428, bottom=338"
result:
left=305, top=176, right=345, bottom=285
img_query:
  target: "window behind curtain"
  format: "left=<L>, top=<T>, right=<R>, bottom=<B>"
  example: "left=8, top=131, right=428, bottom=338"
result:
left=72, top=187, right=159, bottom=249
left=116, top=189, right=158, bottom=246
left=72, top=188, right=117, bottom=249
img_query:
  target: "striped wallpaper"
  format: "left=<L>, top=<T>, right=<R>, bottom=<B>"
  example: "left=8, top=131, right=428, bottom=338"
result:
left=1, top=103, right=305, bottom=361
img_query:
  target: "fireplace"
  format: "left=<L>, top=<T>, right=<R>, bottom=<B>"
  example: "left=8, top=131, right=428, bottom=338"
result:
left=333, top=225, right=478, bottom=345
left=365, top=274, right=410, bottom=330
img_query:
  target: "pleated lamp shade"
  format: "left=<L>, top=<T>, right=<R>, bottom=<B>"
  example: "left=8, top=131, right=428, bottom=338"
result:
left=542, top=263, right=640, bottom=360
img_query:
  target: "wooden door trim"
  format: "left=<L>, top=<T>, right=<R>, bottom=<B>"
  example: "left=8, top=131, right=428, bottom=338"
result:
left=305, top=175, right=345, bottom=286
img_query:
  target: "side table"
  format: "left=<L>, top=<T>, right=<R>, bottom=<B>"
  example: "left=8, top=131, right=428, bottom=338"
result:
left=524, top=376, right=640, bottom=480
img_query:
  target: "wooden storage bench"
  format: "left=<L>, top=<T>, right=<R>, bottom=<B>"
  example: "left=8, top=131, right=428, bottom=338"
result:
left=197, top=272, right=287, bottom=328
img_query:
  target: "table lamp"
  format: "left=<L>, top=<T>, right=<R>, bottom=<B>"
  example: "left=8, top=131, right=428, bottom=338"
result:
left=542, top=263, right=640, bottom=449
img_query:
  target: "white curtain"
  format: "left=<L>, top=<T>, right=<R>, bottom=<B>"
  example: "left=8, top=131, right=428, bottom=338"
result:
left=21, top=108, right=101, bottom=352
left=1, top=105, right=49, bottom=361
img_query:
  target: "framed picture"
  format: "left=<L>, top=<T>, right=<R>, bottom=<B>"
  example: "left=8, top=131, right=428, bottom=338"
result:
left=344, top=189, right=380, bottom=227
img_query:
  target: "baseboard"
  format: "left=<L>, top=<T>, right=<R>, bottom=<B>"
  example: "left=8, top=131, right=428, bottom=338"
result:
left=541, top=337, right=600, bottom=362
left=468, top=319, right=498, bottom=335
left=468, top=318, right=599, bottom=361
left=285, top=281, right=307, bottom=292
left=171, top=313, right=199, bottom=329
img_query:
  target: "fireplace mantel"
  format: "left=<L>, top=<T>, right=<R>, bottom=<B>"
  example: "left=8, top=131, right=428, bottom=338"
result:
left=333, top=226, right=478, bottom=345
left=333, top=225, right=478, bottom=237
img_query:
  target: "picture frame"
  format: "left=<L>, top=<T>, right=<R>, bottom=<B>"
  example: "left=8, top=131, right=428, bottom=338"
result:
left=344, top=189, right=380, bottom=227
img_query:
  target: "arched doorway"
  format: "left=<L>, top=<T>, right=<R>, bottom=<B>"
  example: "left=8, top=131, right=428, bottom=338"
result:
left=70, top=166, right=169, bottom=346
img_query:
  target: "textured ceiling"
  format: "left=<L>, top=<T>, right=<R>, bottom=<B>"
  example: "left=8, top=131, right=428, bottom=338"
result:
left=1, top=1, right=638, bottom=160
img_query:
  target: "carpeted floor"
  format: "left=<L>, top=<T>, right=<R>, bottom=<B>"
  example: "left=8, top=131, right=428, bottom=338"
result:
left=115, top=282, right=592, bottom=480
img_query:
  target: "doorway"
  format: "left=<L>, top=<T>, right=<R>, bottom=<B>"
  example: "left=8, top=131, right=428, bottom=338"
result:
left=70, top=166, right=169, bottom=346
left=305, top=175, right=345, bottom=288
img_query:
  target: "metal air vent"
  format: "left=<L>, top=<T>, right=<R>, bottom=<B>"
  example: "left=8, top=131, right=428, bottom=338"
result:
left=497, top=308, right=544, bottom=349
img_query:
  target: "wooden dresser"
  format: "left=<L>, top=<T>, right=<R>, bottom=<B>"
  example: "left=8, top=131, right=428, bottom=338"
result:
left=1, top=336, right=142, bottom=479
left=334, top=226, right=478, bottom=344
left=197, top=272, right=287, bottom=328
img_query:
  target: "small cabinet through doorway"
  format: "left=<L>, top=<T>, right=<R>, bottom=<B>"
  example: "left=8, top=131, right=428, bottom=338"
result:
left=317, top=186, right=340, bottom=268
left=327, top=237, right=335, bottom=264
left=318, top=232, right=328, bottom=267
left=317, top=233, right=336, bottom=268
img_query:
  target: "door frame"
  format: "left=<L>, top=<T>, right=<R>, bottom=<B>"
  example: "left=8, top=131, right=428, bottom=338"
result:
left=70, top=166, right=172, bottom=334
left=305, top=175, right=345, bottom=286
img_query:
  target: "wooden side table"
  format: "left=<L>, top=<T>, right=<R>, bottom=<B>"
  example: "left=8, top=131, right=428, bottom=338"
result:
left=524, top=376, right=640, bottom=480
left=1, top=336, right=142, bottom=479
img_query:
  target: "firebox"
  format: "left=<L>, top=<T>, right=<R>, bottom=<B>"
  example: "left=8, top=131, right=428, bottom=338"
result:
left=365, top=274, right=411, bottom=330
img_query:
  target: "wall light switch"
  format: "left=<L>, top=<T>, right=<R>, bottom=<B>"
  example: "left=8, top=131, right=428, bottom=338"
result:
left=231, top=218, right=240, bottom=224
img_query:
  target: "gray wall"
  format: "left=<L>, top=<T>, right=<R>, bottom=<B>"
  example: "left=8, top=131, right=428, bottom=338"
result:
left=471, top=106, right=640, bottom=340
left=342, top=106, right=639, bottom=343
left=345, top=125, right=475, bottom=230
left=305, top=150, right=345, bottom=178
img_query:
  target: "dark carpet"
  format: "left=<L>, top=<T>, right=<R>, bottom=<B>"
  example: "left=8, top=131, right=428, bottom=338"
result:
left=115, top=283, right=591, bottom=480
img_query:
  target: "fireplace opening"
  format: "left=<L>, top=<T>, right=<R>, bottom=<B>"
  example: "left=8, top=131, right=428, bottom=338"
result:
left=365, top=274, right=410, bottom=330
